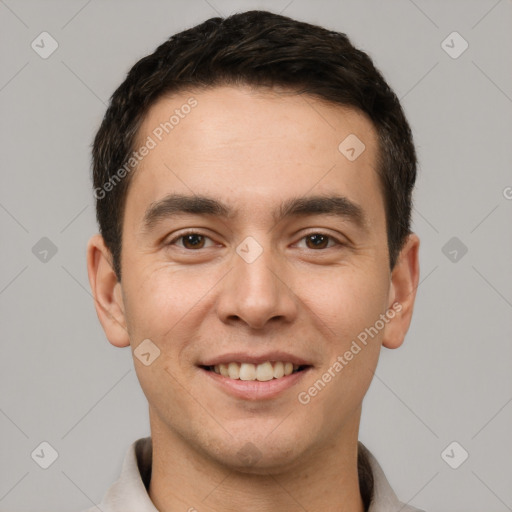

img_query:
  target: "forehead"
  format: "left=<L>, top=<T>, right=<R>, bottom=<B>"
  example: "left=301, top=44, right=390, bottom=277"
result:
left=136, top=85, right=378, bottom=161
left=126, top=85, right=383, bottom=228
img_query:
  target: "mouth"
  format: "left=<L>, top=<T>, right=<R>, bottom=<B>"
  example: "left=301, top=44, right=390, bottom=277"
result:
left=197, top=353, right=314, bottom=400
left=200, top=361, right=311, bottom=382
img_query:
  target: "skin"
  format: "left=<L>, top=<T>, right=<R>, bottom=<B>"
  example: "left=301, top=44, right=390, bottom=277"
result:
left=87, top=85, right=420, bottom=512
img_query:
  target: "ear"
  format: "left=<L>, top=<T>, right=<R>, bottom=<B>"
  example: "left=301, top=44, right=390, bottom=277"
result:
left=382, top=233, right=420, bottom=349
left=86, top=234, right=130, bottom=348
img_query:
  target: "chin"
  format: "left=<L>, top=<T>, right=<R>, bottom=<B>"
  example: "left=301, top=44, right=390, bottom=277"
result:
left=205, top=428, right=311, bottom=475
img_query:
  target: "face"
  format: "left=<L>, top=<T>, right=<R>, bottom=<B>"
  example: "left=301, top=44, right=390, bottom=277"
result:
left=88, top=85, right=419, bottom=473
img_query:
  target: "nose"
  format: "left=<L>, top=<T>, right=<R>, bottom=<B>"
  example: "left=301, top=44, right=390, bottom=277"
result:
left=215, top=244, right=298, bottom=330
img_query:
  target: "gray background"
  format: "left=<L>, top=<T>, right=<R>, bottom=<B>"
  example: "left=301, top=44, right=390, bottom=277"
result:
left=1, top=0, right=511, bottom=510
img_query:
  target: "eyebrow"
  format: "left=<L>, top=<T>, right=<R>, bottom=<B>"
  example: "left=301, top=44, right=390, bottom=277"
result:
left=142, top=193, right=368, bottom=232
left=276, top=195, right=367, bottom=230
left=142, top=195, right=232, bottom=231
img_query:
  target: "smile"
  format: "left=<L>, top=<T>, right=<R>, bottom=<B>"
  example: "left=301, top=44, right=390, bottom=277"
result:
left=203, top=361, right=308, bottom=381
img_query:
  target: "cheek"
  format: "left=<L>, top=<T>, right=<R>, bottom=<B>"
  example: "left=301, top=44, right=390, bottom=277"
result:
left=122, top=265, right=218, bottom=409
left=296, top=270, right=385, bottom=430
left=122, top=263, right=220, bottom=343
left=296, top=265, right=388, bottom=414
left=295, top=263, right=389, bottom=343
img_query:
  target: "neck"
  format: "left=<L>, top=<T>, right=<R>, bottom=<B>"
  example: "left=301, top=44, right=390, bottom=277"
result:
left=148, top=409, right=366, bottom=512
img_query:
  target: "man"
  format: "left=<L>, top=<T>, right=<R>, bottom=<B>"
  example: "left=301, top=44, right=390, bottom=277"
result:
left=86, top=10, right=421, bottom=512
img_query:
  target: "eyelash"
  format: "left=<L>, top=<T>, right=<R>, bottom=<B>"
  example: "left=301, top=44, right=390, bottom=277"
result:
left=168, top=231, right=217, bottom=249
left=167, top=230, right=344, bottom=250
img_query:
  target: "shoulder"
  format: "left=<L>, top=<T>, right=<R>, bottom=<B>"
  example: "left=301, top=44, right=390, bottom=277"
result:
left=359, top=442, right=426, bottom=512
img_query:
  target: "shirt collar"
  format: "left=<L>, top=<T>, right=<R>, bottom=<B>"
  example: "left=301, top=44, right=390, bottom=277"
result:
left=88, top=437, right=423, bottom=512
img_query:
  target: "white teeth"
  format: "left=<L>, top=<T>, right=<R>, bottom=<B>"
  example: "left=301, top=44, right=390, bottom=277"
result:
left=273, top=361, right=284, bottom=379
left=239, top=363, right=256, bottom=381
left=227, top=362, right=240, bottom=379
left=211, top=361, right=304, bottom=381
left=256, top=361, right=274, bottom=381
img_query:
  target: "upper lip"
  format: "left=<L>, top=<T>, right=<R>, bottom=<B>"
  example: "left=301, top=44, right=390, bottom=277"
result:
left=199, top=351, right=312, bottom=367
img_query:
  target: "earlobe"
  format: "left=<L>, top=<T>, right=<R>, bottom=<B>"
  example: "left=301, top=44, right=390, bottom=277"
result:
left=382, top=233, right=420, bottom=350
left=86, top=234, right=130, bottom=348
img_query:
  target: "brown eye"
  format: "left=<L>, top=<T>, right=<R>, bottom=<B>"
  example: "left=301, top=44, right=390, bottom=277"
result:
left=305, top=233, right=330, bottom=249
left=168, top=231, right=217, bottom=250
left=181, top=234, right=206, bottom=249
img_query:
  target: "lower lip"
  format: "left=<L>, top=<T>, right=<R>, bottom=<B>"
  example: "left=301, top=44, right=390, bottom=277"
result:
left=200, top=367, right=311, bottom=401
